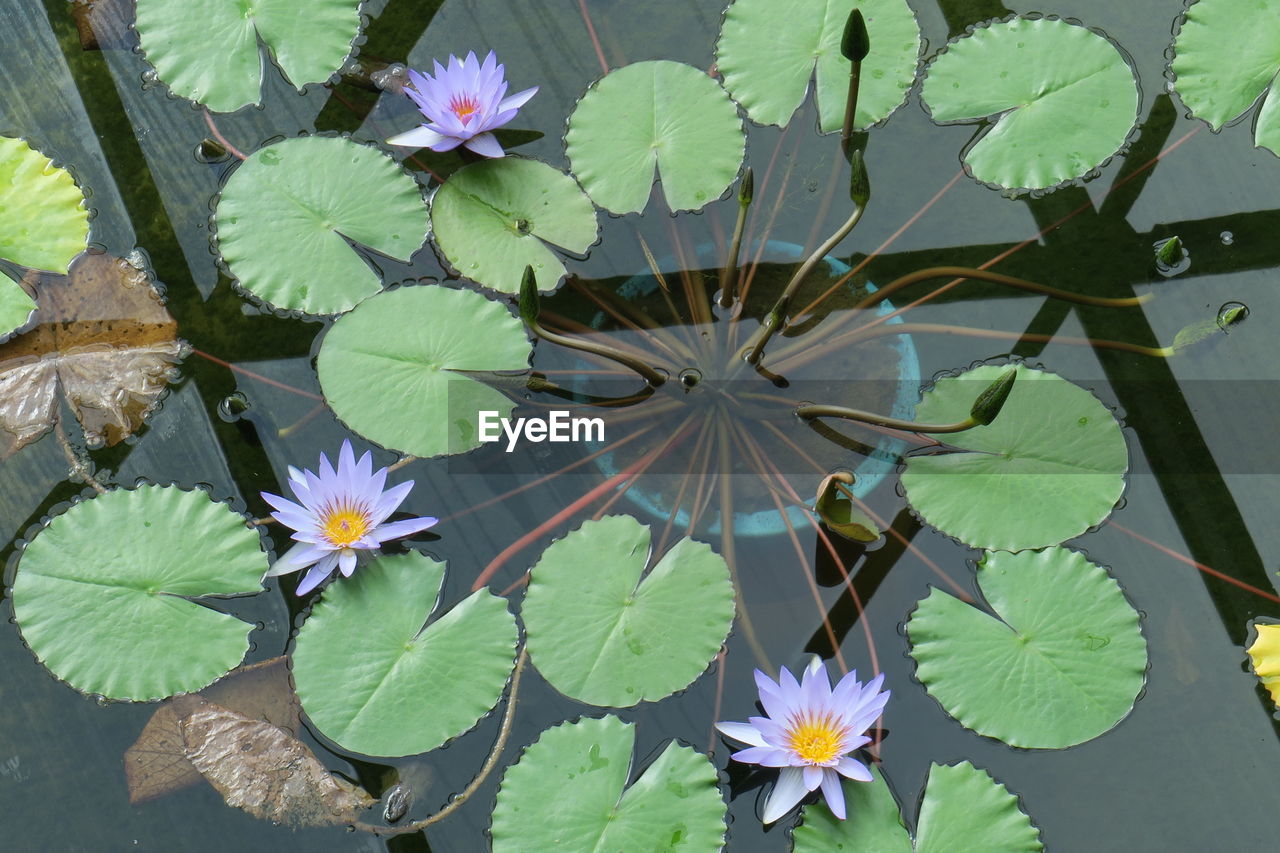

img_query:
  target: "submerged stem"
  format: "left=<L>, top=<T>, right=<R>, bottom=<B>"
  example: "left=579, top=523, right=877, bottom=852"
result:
left=719, top=168, right=754, bottom=308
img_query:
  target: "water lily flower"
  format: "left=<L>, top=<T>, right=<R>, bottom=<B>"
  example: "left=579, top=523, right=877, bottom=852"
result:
left=261, top=441, right=438, bottom=595
left=1246, top=621, right=1280, bottom=708
left=716, top=658, right=888, bottom=824
left=386, top=50, right=537, bottom=158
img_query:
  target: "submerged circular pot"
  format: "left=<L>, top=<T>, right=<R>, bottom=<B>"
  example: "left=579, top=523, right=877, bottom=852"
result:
left=589, top=239, right=920, bottom=538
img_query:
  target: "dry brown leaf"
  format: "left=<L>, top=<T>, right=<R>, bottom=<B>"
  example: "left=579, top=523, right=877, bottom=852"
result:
left=175, top=696, right=374, bottom=828
left=125, top=656, right=301, bottom=805
left=0, top=250, right=185, bottom=455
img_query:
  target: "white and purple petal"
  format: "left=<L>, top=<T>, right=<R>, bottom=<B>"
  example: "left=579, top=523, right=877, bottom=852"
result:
left=762, top=767, right=809, bottom=825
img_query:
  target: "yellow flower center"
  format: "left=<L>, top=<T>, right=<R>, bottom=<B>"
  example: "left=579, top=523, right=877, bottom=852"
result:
left=450, top=95, right=480, bottom=123
left=319, top=503, right=371, bottom=548
left=786, top=713, right=844, bottom=765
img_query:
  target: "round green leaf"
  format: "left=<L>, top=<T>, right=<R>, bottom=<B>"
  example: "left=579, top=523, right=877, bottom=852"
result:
left=921, top=18, right=1138, bottom=190
left=491, top=715, right=725, bottom=852
left=316, top=285, right=530, bottom=458
left=795, top=762, right=1043, bottom=852
left=908, top=548, right=1147, bottom=749
left=522, top=515, right=735, bottom=707
left=900, top=364, right=1128, bottom=551
left=716, top=0, right=921, bottom=133
left=1172, top=0, right=1280, bottom=155
left=216, top=136, right=429, bottom=315
left=0, top=277, right=36, bottom=341
left=431, top=157, right=598, bottom=293
left=292, top=551, right=517, bottom=758
left=566, top=61, right=746, bottom=214
left=0, top=135, right=88, bottom=278
left=135, top=0, right=363, bottom=112
left=11, top=485, right=266, bottom=701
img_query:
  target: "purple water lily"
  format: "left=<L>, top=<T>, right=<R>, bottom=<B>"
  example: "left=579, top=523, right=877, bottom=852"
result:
left=716, top=658, right=889, bottom=824
left=261, top=440, right=438, bottom=595
left=386, top=50, right=538, bottom=158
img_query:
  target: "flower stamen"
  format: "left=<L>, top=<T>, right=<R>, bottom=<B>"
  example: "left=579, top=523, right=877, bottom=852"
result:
left=319, top=503, right=371, bottom=548
left=786, top=713, right=845, bottom=765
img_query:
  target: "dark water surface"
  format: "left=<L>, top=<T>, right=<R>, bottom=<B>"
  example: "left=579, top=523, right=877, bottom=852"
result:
left=1, top=0, right=1278, bottom=850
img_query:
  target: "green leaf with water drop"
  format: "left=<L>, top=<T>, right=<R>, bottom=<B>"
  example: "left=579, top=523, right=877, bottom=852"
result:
left=135, top=0, right=363, bottom=112
left=716, top=0, right=921, bottom=133
left=491, top=715, right=725, bottom=852
left=521, top=515, right=735, bottom=707
left=922, top=17, right=1138, bottom=190
left=11, top=485, right=266, bottom=701
left=900, top=364, right=1128, bottom=551
left=908, top=548, right=1147, bottom=749
left=316, top=284, right=530, bottom=458
left=431, top=157, right=598, bottom=293
left=1172, top=0, right=1280, bottom=155
left=292, top=552, right=517, bottom=757
left=794, top=762, right=1043, bottom=852
left=215, top=136, right=428, bottom=316
left=0, top=137, right=88, bottom=330
left=566, top=61, right=746, bottom=214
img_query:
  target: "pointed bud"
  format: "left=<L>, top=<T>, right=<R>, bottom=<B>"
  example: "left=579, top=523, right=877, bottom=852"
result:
left=518, top=265, right=539, bottom=323
left=969, top=367, right=1017, bottom=426
left=841, top=8, right=870, bottom=62
left=739, top=167, right=754, bottom=206
left=849, top=149, right=870, bottom=207
left=1155, top=235, right=1184, bottom=266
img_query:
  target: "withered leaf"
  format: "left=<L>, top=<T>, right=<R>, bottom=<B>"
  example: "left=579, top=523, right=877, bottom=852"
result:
left=815, top=470, right=881, bottom=543
left=0, top=250, right=185, bottom=456
left=125, top=656, right=301, bottom=805
left=175, top=696, right=374, bottom=828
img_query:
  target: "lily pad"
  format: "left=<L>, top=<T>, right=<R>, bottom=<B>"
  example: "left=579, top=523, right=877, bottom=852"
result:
left=215, top=136, right=429, bottom=315
left=491, top=715, right=725, bottom=852
left=921, top=18, right=1139, bottom=190
left=291, top=551, right=517, bottom=757
left=134, top=0, right=363, bottom=112
left=565, top=61, right=745, bottom=214
left=430, top=157, right=598, bottom=293
left=794, top=762, right=1042, bottom=852
left=11, top=485, right=266, bottom=701
left=0, top=135, right=88, bottom=282
left=716, top=0, right=921, bottom=132
left=0, top=252, right=185, bottom=455
left=316, top=284, right=530, bottom=458
left=900, top=364, right=1128, bottom=551
left=908, top=548, right=1147, bottom=749
left=521, top=515, right=735, bottom=707
left=1172, top=0, right=1280, bottom=155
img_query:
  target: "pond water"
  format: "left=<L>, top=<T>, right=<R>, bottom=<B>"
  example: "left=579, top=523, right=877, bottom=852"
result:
left=1, top=0, right=1279, bottom=850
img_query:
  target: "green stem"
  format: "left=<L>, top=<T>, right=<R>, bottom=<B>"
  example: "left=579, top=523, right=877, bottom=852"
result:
left=797, top=404, right=986, bottom=434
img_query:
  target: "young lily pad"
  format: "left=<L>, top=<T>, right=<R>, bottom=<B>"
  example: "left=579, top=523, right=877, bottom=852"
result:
left=716, top=0, right=921, bottom=133
left=908, top=548, right=1147, bottom=749
left=521, top=515, right=735, bottom=707
left=491, top=715, right=725, bottom=852
left=291, top=552, right=517, bottom=758
left=316, top=285, right=530, bottom=458
left=921, top=18, right=1139, bottom=190
left=0, top=136, right=88, bottom=283
left=134, top=0, right=363, bottom=112
left=793, top=762, right=1043, bottom=852
left=430, top=157, right=597, bottom=293
left=11, top=485, right=266, bottom=701
left=565, top=61, right=746, bottom=214
left=215, top=136, right=428, bottom=316
left=900, top=364, right=1128, bottom=551
left=1172, top=0, right=1280, bottom=155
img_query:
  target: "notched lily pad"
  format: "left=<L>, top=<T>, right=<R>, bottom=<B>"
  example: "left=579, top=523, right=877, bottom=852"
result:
left=0, top=135, right=89, bottom=279
left=135, top=0, right=364, bottom=112
left=491, top=715, right=726, bottom=852
left=921, top=17, right=1139, bottom=191
left=1171, top=0, right=1280, bottom=155
left=215, top=136, right=429, bottom=316
left=716, top=0, right=922, bottom=133
left=566, top=60, right=746, bottom=214
left=0, top=251, right=185, bottom=456
left=430, top=157, right=598, bottom=293
left=521, top=515, right=735, bottom=707
left=908, top=548, right=1147, bottom=749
